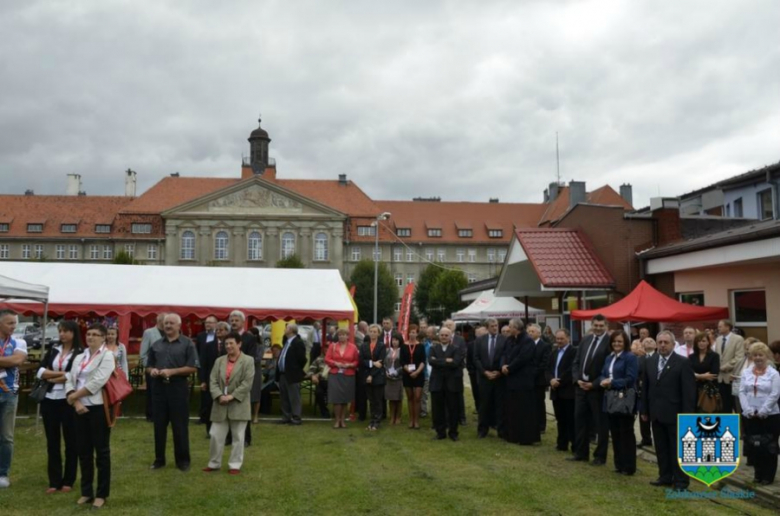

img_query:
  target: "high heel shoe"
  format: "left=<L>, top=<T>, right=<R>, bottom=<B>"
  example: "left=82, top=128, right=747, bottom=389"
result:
left=92, top=498, right=106, bottom=510
left=76, top=496, right=94, bottom=506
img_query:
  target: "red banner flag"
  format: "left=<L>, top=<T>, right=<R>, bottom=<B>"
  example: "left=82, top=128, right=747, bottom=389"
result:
left=398, top=282, right=415, bottom=340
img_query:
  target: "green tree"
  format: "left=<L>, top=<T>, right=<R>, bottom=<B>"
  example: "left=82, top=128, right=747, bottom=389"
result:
left=349, top=259, right=398, bottom=323
left=276, top=254, right=305, bottom=268
left=112, top=250, right=138, bottom=265
left=428, top=269, right=468, bottom=323
left=413, top=264, right=442, bottom=322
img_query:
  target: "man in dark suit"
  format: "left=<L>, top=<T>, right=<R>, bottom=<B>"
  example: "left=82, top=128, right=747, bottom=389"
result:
left=360, top=325, right=387, bottom=430
left=528, top=323, right=552, bottom=435
left=276, top=323, right=308, bottom=425
left=443, top=319, right=468, bottom=425
left=429, top=327, right=465, bottom=441
left=472, top=318, right=507, bottom=438
left=547, top=328, right=576, bottom=452
left=641, top=330, right=696, bottom=491
left=634, top=344, right=653, bottom=448
left=196, top=316, right=218, bottom=426
left=465, top=328, right=481, bottom=411
left=569, top=314, right=611, bottom=465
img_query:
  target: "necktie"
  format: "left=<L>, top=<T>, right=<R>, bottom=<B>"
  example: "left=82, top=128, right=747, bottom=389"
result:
left=657, top=356, right=667, bottom=379
left=721, top=336, right=727, bottom=354
left=385, top=333, right=390, bottom=347
left=583, top=335, right=600, bottom=377
left=488, top=335, right=495, bottom=364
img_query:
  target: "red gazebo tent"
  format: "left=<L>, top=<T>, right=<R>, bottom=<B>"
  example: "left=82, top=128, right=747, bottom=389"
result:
left=571, top=280, right=729, bottom=322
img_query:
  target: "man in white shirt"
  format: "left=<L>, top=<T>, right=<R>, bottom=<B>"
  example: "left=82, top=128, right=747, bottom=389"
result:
left=674, top=327, right=696, bottom=358
left=0, top=310, right=28, bottom=488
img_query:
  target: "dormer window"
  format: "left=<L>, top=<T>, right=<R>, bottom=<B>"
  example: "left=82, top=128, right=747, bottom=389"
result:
left=397, top=228, right=411, bottom=237
left=488, top=229, right=503, bottom=238
left=95, top=224, right=111, bottom=234
left=357, top=225, right=376, bottom=237
left=458, top=229, right=472, bottom=238
left=427, top=228, right=442, bottom=238
left=131, top=223, right=152, bottom=234
left=61, top=224, right=77, bottom=233
left=0, top=223, right=8, bottom=233
left=27, top=223, right=43, bottom=233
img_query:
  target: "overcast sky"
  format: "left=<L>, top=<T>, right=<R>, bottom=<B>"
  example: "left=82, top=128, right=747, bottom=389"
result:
left=1, top=0, right=778, bottom=208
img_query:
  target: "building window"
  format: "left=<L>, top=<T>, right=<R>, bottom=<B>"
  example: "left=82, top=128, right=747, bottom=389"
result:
left=248, top=231, right=263, bottom=261
left=487, top=248, right=496, bottom=262
left=733, top=198, right=743, bottom=218
left=394, top=302, right=402, bottom=313
left=468, top=249, right=476, bottom=262
left=34, top=244, right=43, bottom=259
left=90, top=245, right=99, bottom=260
left=488, top=229, right=503, bottom=238
left=181, top=231, right=195, bottom=260
left=397, top=228, right=411, bottom=237
left=406, top=274, right=415, bottom=284
left=214, top=231, right=229, bottom=260
left=427, top=228, right=442, bottom=238
left=395, top=273, right=403, bottom=287
left=314, top=232, right=328, bottom=261
left=351, top=246, right=361, bottom=261
left=147, top=244, right=158, bottom=260
left=95, top=224, right=111, bottom=233
left=406, top=249, right=414, bottom=262
left=437, top=249, right=446, bottom=262
left=357, top=226, right=376, bottom=237
left=458, top=229, right=472, bottom=238
left=758, top=189, right=773, bottom=220
left=21, top=244, right=30, bottom=259
left=124, top=244, right=134, bottom=258
left=372, top=248, right=380, bottom=262
left=131, top=223, right=152, bottom=234
left=733, top=289, right=767, bottom=326
left=498, top=249, right=507, bottom=263
left=456, top=249, right=465, bottom=262
left=425, top=248, right=434, bottom=262
left=61, top=224, right=77, bottom=233
left=393, top=248, right=402, bottom=262
left=68, top=245, right=79, bottom=260
left=0, top=245, right=8, bottom=259
left=0, top=223, right=9, bottom=232
left=27, top=224, right=43, bottom=233
left=55, top=245, right=65, bottom=259
left=281, top=232, right=295, bottom=259
left=678, top=292, right=705, bottom=306
left=103, top=245, right=113, bottom=260
left=468, top=273, right=477, bottom=283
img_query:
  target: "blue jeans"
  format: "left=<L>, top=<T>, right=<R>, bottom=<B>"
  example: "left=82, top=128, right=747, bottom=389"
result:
left=0, top=392, right=19, bottom=477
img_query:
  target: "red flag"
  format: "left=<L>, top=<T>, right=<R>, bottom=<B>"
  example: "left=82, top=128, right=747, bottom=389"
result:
left=398, top=282, right=415, bottom=341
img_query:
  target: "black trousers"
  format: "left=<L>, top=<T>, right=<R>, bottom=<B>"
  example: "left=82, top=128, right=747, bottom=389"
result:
left=41, top=398, right=78, bottom=489
left=744, top=415, right=780, bottom=483
left=152, top=379, right=190, bottom=467
left=477, top=377, right=504, bottom=436
left=355, top=375, right=368, bottom=421
left=145, top=373, right=154, bottom=420
left=458, top=387, right=466, bottom=423
left=367, top=384, right=384, bottom=428
left=552, top=398, right=575, bottom=451
left=432, top=388, right=460, bottom=438
left=573, top=387, right=609, bottom=461
left=468, top=371, right=480, bottom=410
left=718, top=382, right=734, bottom=413
left=609, top=413, right=637, bottom=474
left=76, top=405, right=111, bottom=499
left=652, top=419, right=688, bottom=488
left=535, top=386, right=548, bottom=431
left=199, top=388, right=212, bottom=425
left=639, top=414, right=653, bottom=444
left=314, top=381, right=330, bottom=417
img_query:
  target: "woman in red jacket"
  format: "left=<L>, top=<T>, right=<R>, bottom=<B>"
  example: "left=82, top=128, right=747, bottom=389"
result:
left=325, top=328, right=360, bottom=429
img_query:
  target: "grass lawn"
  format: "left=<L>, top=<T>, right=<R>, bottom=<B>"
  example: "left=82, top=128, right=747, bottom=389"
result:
left=3, top=406, right=772, bottom=516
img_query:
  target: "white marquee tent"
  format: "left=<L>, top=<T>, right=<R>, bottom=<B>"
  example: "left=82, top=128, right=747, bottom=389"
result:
left=452, top=289, right=544, bottom=321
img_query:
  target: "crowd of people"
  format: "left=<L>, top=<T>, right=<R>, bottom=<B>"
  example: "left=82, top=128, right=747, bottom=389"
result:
left=1, top=307, right=780, bottom=510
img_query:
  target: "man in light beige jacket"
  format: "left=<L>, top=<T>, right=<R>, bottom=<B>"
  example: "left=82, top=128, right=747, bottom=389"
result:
left=714, top=319, right=744, bottom=413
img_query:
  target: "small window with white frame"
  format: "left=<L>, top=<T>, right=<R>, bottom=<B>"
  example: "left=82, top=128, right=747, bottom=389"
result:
left=427, top=228, right=442, bottom=238
left=0, top=223, right=8, bottom=233
left=68, top=245, right=78, bottom=260
left=357, top=225, right=376, bottom=237
left=436, top=249, right=446, bottom=262
left=498, top=249, right=507, bottom=263
left=395, top=273, right=403, bottom=287
left=27, top=223, right=43, bottom=233
left=458, top=229, right=472, bottom=238
left=467, top=273, right=477, bottom=283
left=90, top=245, right=99, bottom=260
left=247, top=231, right=263, bottom=261
left=406, top=249, right=414, bottom=262
left=314, top=232, right=328, bottom=261
left=406, top=273, right=414, bottom=284
left=131, top=223, right=152, bottom=234
left=456, top=249, right=465, bottom=262
left=95, top=224, right=111, bottom=234
left=488, top=229, right=503, bottom=238
left=425, top=248, right=434, bottom=262
left=124, top=243, right=135, bottom=258
left=21, top=244, right=30, bottom=259
left=393, top=248, right=402, bottom=262
left=61, top=224, right=77, bottom=233
left=468, top=249, right=476, bottom=262
left=102, top=245, right=113, bottom=260
left=351, top=246, right=361, bottom=261
left=34, top=244, right=44, bottom=259
left=487, top=248, right=496, bottom=262
left=758, top=189, right=773, bottom=221
left=0, top=244, right=8, bottom=259
left=147, top=244, right=158, bottom=260
left=55, top=245, right=65, bottom=259
left=397, top=228, right=411, bottom=237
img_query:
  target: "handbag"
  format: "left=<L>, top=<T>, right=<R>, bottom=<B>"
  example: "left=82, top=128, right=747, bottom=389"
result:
left=745, top=433, right=779, bottom=456
left=102, top=367, right=133, bottom=428
left=29, top=380, right=49, bottom=403
left=697, top=382, right=722, bottom=413
left=606, top=388, right=636, bottom=415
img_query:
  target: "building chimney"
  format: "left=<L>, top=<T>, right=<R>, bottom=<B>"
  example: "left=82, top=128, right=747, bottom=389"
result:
left=650, top=197, right=683, bottom=245
left=78, top=191, right=86, bottom=196
left=338, top=174, right=347, bottom=185
left=24, top=189, right=34, bottom=196
left=620, top=183, right=633, bottom=207
left=66, top=174, right=82, bottom=196
left=489, top=198, right=499, bottom=203
left=548, top=182, right=560, bottom=201
left=543, top=189, right=549, bottom=203
left=124, top=169, right=137, bottom=197
left=569, top=180, right=586, bottom=209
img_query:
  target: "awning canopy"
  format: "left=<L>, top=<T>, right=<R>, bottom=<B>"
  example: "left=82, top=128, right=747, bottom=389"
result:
left=453, top=290, right=544, bottom=321
left=0, top=273, right=49, bottom=302
left=0, top=262, right=354, bottom=321
left=571, top=280, right=729, bottom=322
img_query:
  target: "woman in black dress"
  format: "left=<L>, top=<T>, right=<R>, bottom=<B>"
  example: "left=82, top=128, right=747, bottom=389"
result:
left=689, top=331, right=720, bottom=413
left=401, top=325, right=426, bottom=430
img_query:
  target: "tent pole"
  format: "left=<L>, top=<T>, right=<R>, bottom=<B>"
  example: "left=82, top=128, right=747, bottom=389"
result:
left=36, top=300, right=49, bottom=433
left=524, top=296, right=529, bottom=322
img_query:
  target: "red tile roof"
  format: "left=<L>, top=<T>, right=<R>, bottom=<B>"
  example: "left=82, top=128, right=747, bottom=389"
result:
left=0, top=195, right=134, bottom=238
left=378, top=201, right=548, bottom=244
left=538, top=185, right=632, bottom=226
left=515, top=228, right=615, bottom=288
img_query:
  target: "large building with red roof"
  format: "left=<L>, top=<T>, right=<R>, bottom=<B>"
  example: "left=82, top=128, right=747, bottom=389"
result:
left=0, top=119, right=634, bottom=310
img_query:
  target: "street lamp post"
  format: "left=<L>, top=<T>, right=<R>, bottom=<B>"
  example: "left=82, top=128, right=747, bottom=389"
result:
left=373, top=211, right=391, bottom=324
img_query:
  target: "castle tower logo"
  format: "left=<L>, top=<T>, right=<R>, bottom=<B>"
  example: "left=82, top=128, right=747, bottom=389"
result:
left=677, top=414, right=740, bottom=486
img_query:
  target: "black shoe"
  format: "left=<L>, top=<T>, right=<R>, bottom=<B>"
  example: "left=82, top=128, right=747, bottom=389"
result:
left=613, top=469, right=623, bottom=474
left=590, top=459, right=605, bottom=466
left=177, top=463, right=191, bottom=472
left=566, top=456, right=586, bottom=462
left=290, top=420, right=302, bottom=426
left=622, top=471, right=635, bottom=476
left=650, top=479, right=673, bottom=487
left=277, top=420, right=291, bottom=425
left=450, top=435, right=459, bottom=442
left=432, top=435, right=446, bottom=440
left=149, top=462, right=165, bottom=470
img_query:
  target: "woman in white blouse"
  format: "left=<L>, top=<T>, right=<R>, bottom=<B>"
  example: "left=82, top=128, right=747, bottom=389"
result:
left=65, top=324, right=115, bottom=509
left=37, top=320, right=82, bottom=493
left=739, top=341, right=780, bottom=486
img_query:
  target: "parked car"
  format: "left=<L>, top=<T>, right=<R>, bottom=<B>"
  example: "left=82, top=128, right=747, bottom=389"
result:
left=32, top=324, right=60, bottom=350
left=13, top=322, right=41, bottom=348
